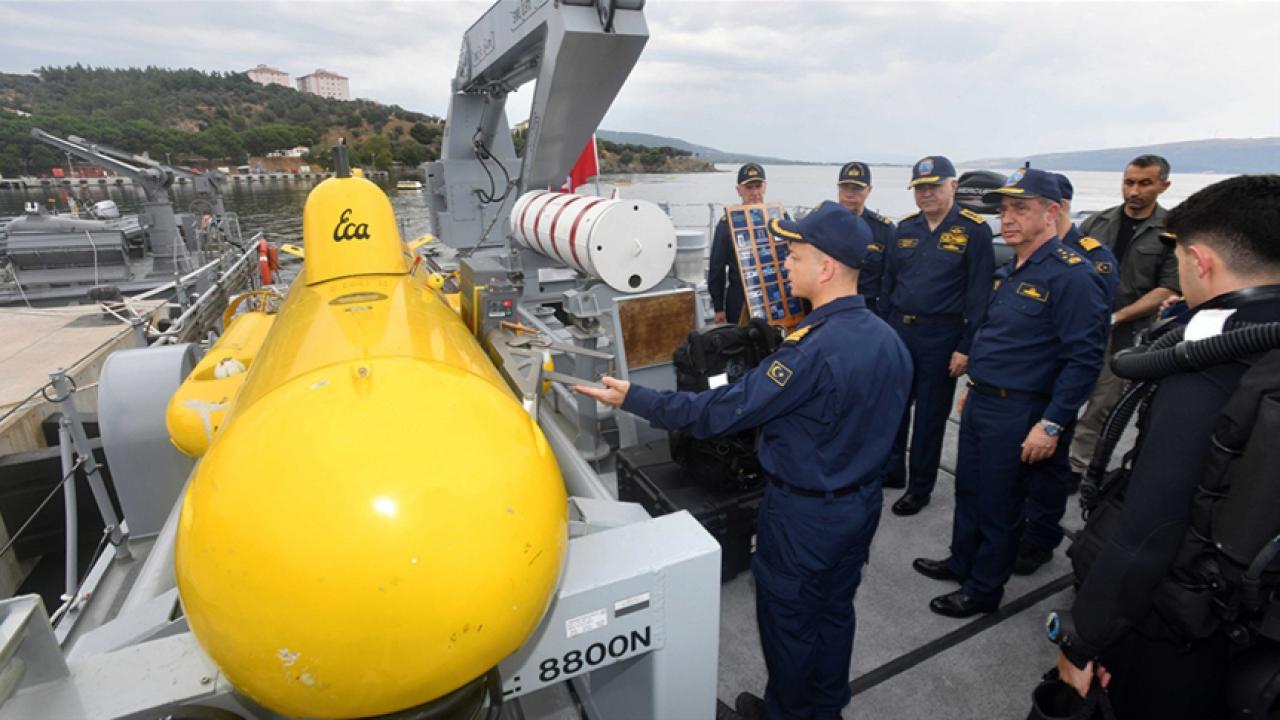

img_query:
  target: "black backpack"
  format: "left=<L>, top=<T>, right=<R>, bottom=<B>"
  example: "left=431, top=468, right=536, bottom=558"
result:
left=1150, top=349, right=1280, bottom=646
left=1070, top=343, right=1280, bottom=647
left=669, top=318, right=783, bottom=490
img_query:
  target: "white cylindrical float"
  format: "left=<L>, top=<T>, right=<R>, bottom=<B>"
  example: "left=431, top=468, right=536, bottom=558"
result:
left=509, top=191, right=676, bottom=293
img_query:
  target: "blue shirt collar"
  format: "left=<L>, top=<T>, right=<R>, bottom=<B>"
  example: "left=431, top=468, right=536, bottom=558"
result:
left=1027, top=236, right=1061, bottom=265
left=801, top=295, right=865, bottom=326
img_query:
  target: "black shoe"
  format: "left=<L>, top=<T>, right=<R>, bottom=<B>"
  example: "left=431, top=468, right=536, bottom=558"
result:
left=929, top=590, right=999, bottom=618
left=883, top=474, right=906, bottom=489
left=1013, top=545, right=1054, bottom=576
left=913, top=557, right=963, bottom=583
left=734, top=692, right=767, bottom=720
left=1064, top=471, right=1083, bottom=496
left=892, top=493, right=930, bottom=516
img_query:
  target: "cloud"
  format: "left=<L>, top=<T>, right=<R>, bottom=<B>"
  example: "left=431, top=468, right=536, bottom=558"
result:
left=2, top=1, right=1276, bottom=161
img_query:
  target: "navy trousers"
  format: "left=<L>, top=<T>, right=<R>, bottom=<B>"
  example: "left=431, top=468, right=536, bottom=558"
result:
left=887, top=319, right=964, bottom=498
left=753, top=483, right=882, bottom=719
left=947, top=391, right=1047, bottom=602
left=1021, top=420, right=1076, bottom=552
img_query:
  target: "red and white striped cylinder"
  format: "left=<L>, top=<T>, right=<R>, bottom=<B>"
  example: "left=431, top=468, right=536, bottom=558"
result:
left=509, top=191, right=676, bottom=293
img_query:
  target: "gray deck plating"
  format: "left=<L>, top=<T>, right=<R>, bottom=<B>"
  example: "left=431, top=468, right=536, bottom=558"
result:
left=524, top=385, right=1132, bottom=719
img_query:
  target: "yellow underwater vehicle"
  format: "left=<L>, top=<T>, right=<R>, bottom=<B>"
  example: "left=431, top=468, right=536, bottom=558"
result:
left=167, top=165, right=568, bottom=718
left=0, top=4, right=721, bottom=718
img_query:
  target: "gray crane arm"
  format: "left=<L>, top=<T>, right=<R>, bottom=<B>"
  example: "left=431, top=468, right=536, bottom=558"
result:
left=31, top=128, right=170, bottom=200
left=443, top=0, right=648, bottom=199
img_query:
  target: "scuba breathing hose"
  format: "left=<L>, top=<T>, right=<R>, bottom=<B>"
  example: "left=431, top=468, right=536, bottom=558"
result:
left=1112, top=322, right=1280, bottom=380
left=1080, top=379, right=1154, bottom=511
left=1080, top=321, right=1280, bottom=511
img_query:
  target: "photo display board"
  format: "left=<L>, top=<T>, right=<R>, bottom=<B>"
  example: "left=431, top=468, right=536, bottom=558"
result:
left=726, top=202, right=806, bottom=329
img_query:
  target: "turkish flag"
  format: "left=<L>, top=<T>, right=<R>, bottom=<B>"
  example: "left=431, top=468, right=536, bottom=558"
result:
left=560, top=136, right=599, bottom=193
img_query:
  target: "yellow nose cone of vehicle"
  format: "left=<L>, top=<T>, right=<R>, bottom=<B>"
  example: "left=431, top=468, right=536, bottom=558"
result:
left=303, top=174, right=408, bottom=286
left=175, top=178, right=568, bottom=718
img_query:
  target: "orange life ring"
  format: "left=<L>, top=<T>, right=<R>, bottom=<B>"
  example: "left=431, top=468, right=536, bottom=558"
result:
left=258, top=237, right=273, bottom=285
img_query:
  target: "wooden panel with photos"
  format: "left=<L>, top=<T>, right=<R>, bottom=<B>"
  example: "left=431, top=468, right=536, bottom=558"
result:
left=725, top=202, right=806, bottom=329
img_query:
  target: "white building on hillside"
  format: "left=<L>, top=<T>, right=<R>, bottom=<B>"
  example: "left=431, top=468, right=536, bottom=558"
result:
left=296, top=69, right=350, bottom=101
left=246, top=64, right=290, bottom=87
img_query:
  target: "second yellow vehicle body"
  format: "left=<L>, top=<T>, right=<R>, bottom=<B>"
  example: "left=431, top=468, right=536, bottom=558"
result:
left=168, top=173, right=568, bottom=718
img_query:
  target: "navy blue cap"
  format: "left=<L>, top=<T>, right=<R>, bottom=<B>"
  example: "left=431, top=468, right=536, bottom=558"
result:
left=737, top=163, right=766, bottom=186
left=909, top=156, right=957, bottom=187
left=982, top=167, right=1063, bottom=204
left=1053, top=172, right=1074, bottom=201
left=767, top=200, right=872, bottom=269
left=838, top=162, right=871, bottom=187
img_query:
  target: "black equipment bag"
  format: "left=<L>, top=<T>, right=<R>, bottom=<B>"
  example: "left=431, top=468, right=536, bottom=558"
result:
left=1070, top=349, right=1280, bottom=646
left=669, top=318, right=782, bottom=490
left=1150, top=349, right=1280, bottom=645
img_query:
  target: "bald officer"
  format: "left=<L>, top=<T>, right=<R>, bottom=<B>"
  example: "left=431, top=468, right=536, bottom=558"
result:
left=709, top=163, right=769, bottom=324
left=836, top=161, right=895, bottom=312
left=880, top=155, right=995, bottom=515
left=577, top=202, right=911, bottom=720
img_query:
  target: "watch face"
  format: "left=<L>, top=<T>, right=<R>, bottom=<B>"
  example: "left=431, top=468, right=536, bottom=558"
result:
left=1045, top=612, right=1060, bottom=641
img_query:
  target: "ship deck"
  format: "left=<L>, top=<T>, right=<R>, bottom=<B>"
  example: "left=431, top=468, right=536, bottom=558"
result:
left=522, top=388, right=1135, bottom=720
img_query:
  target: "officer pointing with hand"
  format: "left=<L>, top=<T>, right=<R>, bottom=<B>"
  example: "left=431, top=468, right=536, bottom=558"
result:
left=576, top=202, right=911, bottom=720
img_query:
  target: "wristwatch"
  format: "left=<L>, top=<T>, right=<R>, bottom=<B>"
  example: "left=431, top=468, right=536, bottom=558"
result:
left=1040, top=420, right=1063, bottom=438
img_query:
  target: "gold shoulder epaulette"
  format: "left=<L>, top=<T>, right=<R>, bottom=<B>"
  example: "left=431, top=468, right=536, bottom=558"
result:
left=1053, top=246, right=1085, bottom=267
left=900, top=210, right=921, bottom=221
left=1078, top=236, right=1102, bottom=252
left=959, top=208, right=987, bottom=224
left=784, top=319, right=823, bottom=344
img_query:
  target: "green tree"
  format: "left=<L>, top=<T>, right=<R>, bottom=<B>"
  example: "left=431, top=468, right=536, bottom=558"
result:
left=354, top=134, right=392, bottom=170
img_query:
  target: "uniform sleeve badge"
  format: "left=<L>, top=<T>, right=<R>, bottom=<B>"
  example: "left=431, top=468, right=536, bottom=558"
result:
left=1095, top=261, right=1113, bottom=274
left=1016, top=283, right=1049, bottom=302
left=766, top=360, right=794, bottom=387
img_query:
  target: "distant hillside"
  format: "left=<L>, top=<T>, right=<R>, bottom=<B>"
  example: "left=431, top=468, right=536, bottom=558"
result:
left=0, top=66, right=444, bottom=176
left=598, top=130, right=803, bottom=166
left=967, top=138, right=1280, bottom=175
left=596, top=139, right=714, bottom=174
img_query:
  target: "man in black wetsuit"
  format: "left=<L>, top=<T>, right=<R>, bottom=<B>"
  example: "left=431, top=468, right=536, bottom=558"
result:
left=1056, top=174, right=1280, bottom=719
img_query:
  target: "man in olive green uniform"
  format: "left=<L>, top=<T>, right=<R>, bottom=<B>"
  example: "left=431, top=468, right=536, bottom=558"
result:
left=1068, top=155, right=1179, bottom=482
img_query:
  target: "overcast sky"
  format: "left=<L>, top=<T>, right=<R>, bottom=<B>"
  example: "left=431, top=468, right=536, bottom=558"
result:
left=2, top=1, right=1277, bottom=163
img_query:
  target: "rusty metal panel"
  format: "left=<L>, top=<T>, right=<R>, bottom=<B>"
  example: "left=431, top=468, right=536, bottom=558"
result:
left=616, top=290, right=696, bottom=369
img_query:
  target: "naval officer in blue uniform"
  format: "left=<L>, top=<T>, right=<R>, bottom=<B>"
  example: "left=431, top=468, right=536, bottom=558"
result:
left=1014, top=172, right=1121, bottom=575
left=913, top=168, right=1108, bottom=617
left=835, top=161, right=895, bottom=312
left=709, top=163, right=770, bottom=324
left=575, top=202, right=911, bottom=720
left=880, top=155, right=995, bottom=516
left=1054, top=173, right=1119, bottom=302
